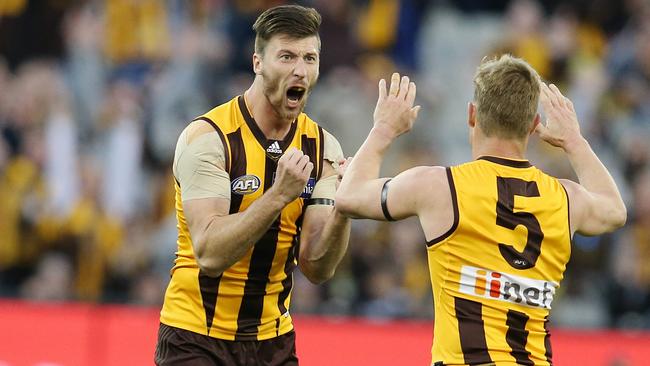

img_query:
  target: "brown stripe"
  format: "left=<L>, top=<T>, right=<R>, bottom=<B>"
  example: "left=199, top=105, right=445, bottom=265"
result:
left=236, top=153, right=281, bottom=340
left=198, top=273, right=222, bottom=335
left=544, top=315, right=553, bottom=363
left=454, top=297, right=492, bottom=365
left=506, top=309, right=533, bottom=365
left=317, top=126, right=324, bottom=179
left=192, top=116, right=231, bottom=173
left=238, top=95, right=266, bottom=148
left=227, top=129, right=246, bottom=214
left=277, top=219, right=300, bottom=320
left=427, top=167, right=459, bottom=246
left=301, top=134, right=318, bottom=179
left=237, top=95, right=297, bottom=153
left=478, top=155, right=532, bottom=168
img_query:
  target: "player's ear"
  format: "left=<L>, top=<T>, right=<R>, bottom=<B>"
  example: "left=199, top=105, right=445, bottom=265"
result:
left=530, top=113, right=541, bottom=135
left=253, top=53, right=262, bottom=75
left=468, top=102, right=477, bottom=128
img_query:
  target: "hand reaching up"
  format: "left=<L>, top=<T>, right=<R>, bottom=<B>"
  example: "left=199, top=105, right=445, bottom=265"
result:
left=373, top=73, right=421, bottom=140
left=536, top=83, right=583, bottom=150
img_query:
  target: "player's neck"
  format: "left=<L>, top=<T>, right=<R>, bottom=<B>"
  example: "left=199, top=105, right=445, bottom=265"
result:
left=472, top=136, right=527, bottom=161
left=244, top=82, right=292, bottom=140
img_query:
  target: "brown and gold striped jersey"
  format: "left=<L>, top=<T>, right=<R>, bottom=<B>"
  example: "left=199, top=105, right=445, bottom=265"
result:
left=160, top=96, right=326, bottom=341
left=428, top=156, right=571, bottom=366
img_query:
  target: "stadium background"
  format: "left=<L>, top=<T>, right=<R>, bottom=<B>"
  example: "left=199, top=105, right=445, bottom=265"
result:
left=1, top=0, right=649, bottom=364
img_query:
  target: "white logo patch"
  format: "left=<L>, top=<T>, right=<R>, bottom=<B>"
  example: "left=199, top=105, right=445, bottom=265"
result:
left=458, top=265, right=557, bottom=309
left=266, top=141, right=282, bottom=154
left=231, top=175, right=261, bottom=195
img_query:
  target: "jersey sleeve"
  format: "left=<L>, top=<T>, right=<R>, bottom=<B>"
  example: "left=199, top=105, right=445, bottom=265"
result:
left=323, top=128, right=344, bottom=165
left=173, top=127, right=231, bottom=201
left=310, top=129, right=344, bottom=200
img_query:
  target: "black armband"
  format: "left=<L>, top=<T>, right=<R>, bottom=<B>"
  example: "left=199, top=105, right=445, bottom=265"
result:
left=381, top=179, right=396, bottom=221
left=305, top=198, right=335, bottom=206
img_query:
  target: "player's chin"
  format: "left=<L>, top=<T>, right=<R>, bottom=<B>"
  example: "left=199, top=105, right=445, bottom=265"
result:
left=283, top=99, right=307, bottom=119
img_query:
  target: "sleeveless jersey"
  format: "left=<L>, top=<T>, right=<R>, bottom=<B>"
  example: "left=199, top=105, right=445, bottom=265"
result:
left=428, top=156, right=571, bottom=365
left=160, top=96, right=325, bottom=341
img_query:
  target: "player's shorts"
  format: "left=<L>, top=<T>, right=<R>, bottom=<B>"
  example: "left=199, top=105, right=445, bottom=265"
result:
left=154, top=323, right=298, bottom=366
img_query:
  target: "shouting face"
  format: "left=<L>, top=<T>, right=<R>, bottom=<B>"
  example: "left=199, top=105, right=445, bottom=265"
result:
left=254, top=34, right=320, bottom=121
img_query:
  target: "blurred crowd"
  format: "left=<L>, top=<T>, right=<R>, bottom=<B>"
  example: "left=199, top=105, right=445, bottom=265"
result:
left=0, top=0, right=649, bottom=329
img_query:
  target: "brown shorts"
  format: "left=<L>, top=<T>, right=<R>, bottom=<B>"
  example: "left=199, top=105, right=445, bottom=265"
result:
left=154, top=323, right=299, bottom=366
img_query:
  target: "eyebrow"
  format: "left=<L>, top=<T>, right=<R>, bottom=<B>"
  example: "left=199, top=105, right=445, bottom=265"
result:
left=277, top=49, right=319, bottom=56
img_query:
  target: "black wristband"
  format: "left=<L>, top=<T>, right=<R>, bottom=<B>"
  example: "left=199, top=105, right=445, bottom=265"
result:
left=381, top=179, right=396, bottom=221
left=305, top=198, right=335, bottom=206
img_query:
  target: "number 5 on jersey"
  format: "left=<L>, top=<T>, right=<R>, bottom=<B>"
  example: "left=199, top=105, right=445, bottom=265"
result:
left=496, top=177, right=544, bottom=270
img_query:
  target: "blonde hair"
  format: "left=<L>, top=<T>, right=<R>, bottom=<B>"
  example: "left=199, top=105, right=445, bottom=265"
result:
left=473, top=55, right=541, bottom=138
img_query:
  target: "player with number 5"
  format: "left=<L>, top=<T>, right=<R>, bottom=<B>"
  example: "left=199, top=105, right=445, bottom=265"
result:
left=336, top=55, right=627, bottom=365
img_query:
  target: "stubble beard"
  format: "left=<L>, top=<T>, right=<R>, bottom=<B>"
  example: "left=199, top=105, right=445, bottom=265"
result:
left=262, top=72, right=310, bottom=122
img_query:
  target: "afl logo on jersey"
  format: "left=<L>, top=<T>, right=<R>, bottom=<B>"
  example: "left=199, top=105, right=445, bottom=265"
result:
left=231, top=175, right=261, bottom=195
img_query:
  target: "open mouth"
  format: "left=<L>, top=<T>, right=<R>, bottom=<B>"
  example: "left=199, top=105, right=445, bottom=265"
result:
left=286, top=86, right=306, bottom=107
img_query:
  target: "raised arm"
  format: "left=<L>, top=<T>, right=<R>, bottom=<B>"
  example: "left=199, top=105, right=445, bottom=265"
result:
left=536, top=83, right=627, bottom=236
left=178, top=123, right=312, bottom=277
left=336, top=73, right=426, bottom=221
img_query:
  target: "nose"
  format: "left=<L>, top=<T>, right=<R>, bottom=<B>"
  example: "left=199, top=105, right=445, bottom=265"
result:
left=293, top=58, right=306, bottom=78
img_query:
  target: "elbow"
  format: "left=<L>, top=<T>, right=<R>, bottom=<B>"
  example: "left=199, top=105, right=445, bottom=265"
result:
left=600, top=204, right=627, bottom=233
left=612, top=205, right=628, bottom=229
left=304, top=270, right=334, bottom=285
left=335, top=191, right=356, bottom=217
left=196, top=256, right=224, bottom=278
left=194, top=238, right=225, bottom=277
left=299, top=260, right=334, bottom=285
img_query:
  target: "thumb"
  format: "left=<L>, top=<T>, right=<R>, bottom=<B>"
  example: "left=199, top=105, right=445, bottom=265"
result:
left=534, top=122, right=548, bottom=138
left=411, top=105, right=421, bottom=120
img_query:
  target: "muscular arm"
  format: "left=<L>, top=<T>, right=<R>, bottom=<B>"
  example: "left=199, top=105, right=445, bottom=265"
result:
left=184, top=192, right=288, bottom=277
left=298, top=165, right=351, bottom=284
left=537, top=83, right=626, bottom=236
left=336, top=73, right=425, bottom=220
left=176, top=121, right=313, bottom=277
left=299, top=131, right=351, bottom=284
left=560, top=139, right=627, bottom=235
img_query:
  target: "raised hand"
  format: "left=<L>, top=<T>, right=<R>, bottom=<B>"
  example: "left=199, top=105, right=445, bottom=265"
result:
left=536, top=83, right=583, bottom=150
left=373, top=73, right=421, bottom=140
left=272, top=147, right=314, bottom=205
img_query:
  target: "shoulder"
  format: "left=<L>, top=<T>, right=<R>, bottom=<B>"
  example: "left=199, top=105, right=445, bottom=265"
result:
left=558, top=178, right=587, bottom=207
left=394, top=165, right=449, bottom=197
left=322, top=128, right=344, bottom=161
left=199, top=96, right=243, bottom=132
left=184, top=119, right=222, bottom=144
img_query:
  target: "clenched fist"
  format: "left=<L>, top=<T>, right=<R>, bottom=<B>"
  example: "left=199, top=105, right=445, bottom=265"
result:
left=272, top=147, right=314, bottom=205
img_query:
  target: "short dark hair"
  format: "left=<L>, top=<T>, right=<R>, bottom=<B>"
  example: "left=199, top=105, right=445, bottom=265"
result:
left=252, top=5, right=322, bottom=54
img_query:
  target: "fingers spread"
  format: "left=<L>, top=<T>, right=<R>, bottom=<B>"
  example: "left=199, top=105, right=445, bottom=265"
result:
left=378, top=79, right=387, bottom=101
left=389, top=73, right=400, bottom=96
left=398, top=75, right=410, bottom=100
left=540, top=83, right=550, bottom=102
left=548, top=84, right=564, bottom=109
left=411, top=105, right=421, bottom=120
left=406, top=81, right=417, bottom=105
